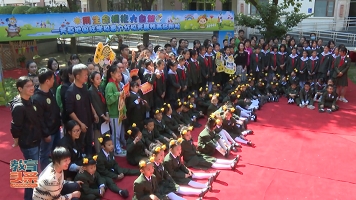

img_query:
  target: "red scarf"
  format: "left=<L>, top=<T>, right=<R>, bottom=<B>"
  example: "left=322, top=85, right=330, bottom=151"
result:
left=312, top=60, right=315, bottom=71
left=301, top=61, right=305, bottom=70
left=204, top=57, right=209, bottom=67
left=97, top=88, right=106, bottom=104
left=108, top=78, right=120, bottom=91
left=174, top=73, right=179, bottom=83
left=195, top=61, right=200, bottom=71
left=185, top=60, right=190, bottom=72
left=255, top=54, right=258, bottom=63
left=338, top=57, right=345, bottom=68
left=292, top=58, right=295, bottom=66
left=281, top=54, right=285, bottom=64
left=321, top=56, right=325, bottom=64
left=273, top=54, right=277, bottom=66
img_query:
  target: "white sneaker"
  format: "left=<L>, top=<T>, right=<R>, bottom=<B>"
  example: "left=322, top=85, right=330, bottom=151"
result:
left=299, top=104, right=304, bottom=108
left=341, top=98, right=348, bottom=103
left=307, top=105, right=315, bottom=110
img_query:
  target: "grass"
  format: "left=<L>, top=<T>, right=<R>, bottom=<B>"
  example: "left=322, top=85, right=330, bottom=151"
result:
left=0, top=27, right=53, bottom=41
left=180, top=19, right=234, bottom=31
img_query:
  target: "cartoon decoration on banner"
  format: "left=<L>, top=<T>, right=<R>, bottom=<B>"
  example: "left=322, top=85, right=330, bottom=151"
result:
left=93, top=42, right=116, bottom=67
left=215, top=52, right=235, bottom=74
left=5, top=17, right=21, bottom=38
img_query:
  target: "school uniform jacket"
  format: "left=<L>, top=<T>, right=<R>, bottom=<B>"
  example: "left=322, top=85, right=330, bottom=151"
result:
left=269, top=52, right=278, bottom=71
left=166, top=69, right=181, bottom=101
left=205, top=53, right=216, bottom=81
left=142, top=128, right=162, bottom=149
left=250, top=53, right=263, bottom=72
left=332, top=56, right=351, bottom=81
left=74, top=171, right=105, bottom=198
left=299, top=89, right=313, bottom=102
left=307, top=56, right=319, bottom=75
left=143, top=70, right=157, bottom=108
left=320, top=92, right=338, bottom=107
left=126, top=137, right=147, bottom=166
left=188, top=58, right=202, bottom=85
left=298, top=57, right=309, bottom=81
left=153, top=162, right=179, bottom=194
left=207, top=103, right=219, bottom=116
left=318, top=52, right=332, bottom=75
left=154, top=119, right=174, bottom=137
left=198, top=54, right=209, bottom=82
left=177, top=64, right=187, bottom=89
left=89, top=85, right=108, bottom=123
left=277, top=52, right=288, bottom=74
left=172, top=110, right=190, bottom=125
left=154, top=69, right=166, bottom=100
left=163, top=153, right=190, bottom=185
left=133, top=174, right=162, bottom=200
left=197, top=128, right=220, bottom=156
left=162, top=114, right=180, bottom=133
left=286, top=54, right=299, bottom=74
left=125, top=91, right=144, bottom=125
left=261, top=50, right=270, bottom=69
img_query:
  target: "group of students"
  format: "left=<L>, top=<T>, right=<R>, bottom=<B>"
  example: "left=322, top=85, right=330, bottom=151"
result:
left=10, top=31, right=350, bottom=200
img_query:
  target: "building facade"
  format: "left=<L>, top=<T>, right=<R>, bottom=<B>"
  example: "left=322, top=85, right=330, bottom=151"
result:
left=154, top=0, right=352, bottom=31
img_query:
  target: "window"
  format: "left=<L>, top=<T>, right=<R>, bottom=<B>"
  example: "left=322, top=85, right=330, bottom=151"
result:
left=250, top=0, right=268, bottom=15
left=188, top=0, right=213, bottom=11
left=314, top=0, right=335, bottom=17
left=222, top=0, right=232, bottom=11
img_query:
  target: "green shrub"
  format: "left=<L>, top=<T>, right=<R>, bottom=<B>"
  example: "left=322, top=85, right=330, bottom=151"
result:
left=26, top=7, right=47, bottom=14
left=12, top=6, right=30, bottom=14
left=49, top=6, right=71, bottom=13
left=0, top=6, right=15, bottom=14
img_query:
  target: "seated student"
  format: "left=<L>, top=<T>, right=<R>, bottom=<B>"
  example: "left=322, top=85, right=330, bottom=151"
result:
left=196, top=87, right=210, bottom=115
left=279, top=75, right=289, bottom=97
left=319, top=85, right=339, bottom=113
left=240, top=84, right=260, bottom=110
left=207, top=95, right=220, bottom=116
left=230, top=94, right=257, bottom=122
left=287, top=81, right=300, bottom=104
left=187, top=93, right=205, bottom=119
left=209, top=83, right=223, bottom=102
left=33, top=147, right=81, bottom=200
left=154, top=108, right=178, bottom=139
left=181, top=102, right=202, bottom=128
left=255, top=78, right=268, bottom=101
left=223, top=78, right=235, bottom=94
left=221, top=108, right=254, bottom=146
left=132, top=159, right=163, bottom=200
left=151, top=145, right=210, bottom=199
left=181, top=126, right=239, bottom=170
left=197, top=117, right=233, bottom=158
left=162, top=103, right=181, bottom=133
left=266, top=81, right=280, bottom=102
left=142, top=118, right=168, bottom=149
left=288, top=71, right=300, bottom=87
left=296, top=82, right=315, bottom=109
left=126, top=123, right=151, bottom=166
left=96, top=135, right=139, bottom=198
left=246, top=78, right=267, bottom=106
left=314, top=78, right=326, bottom=102
left=57, top=120, right=84, bottom=180
left=213, top=116, right=242, bottom=151
left=172, top=100, right=191, bottom=126
left=163, top=139, right=215, bottom=190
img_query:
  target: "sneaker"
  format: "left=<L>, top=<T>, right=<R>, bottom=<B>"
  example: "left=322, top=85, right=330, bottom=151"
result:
left=327, top=108, right=332, bottom=113
left=119, top=189, right=129, bottom=198
left=299, top=104, right=304, bottom=108
left=341, top=98, right=348, bottom=103
left=115, top=151, right=126, bottom=157
left=307, top=105, right=315, bottom=110
left=287, top=99, right=291, bottom=104
left=319, top=108, right=325, bottom=113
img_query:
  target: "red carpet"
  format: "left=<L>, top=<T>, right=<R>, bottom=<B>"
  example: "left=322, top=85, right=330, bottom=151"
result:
left=1, top=79, right=356, bottom=199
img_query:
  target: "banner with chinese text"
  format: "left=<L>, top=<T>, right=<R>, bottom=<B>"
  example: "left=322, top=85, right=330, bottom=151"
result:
left=0, top=11, right=235, bottom=41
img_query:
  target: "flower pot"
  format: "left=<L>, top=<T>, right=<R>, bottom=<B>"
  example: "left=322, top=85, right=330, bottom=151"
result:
left=20, top=62, right=26, bottom=68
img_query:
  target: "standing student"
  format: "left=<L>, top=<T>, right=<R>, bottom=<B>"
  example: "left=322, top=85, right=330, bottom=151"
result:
left=198, top=46, right=209, bottom=89
left=33, top=68, right=61, bottom=171
left=269, top=45, right=278, bottom=81
left=154, top=59, right=167, bottom=108
left=333, top=46, right=350, bottom=103
left=10, top=76, right=41, bottom=200
left=89, top=71, right=110, bottom=153
left=286, top=47, right=299, bottom=75
left=277, top=44, right=287, bottom=75
left=166, top=61, right=181, bottom=106
left=66, top=64, right=99, bottom=156
left=318, top=46, right=332, bottom=80
left=105, top=65, right=126, bottom=157
left=177, top=55, right=188, bottom=99
left=142, top=59, right=156, bottom=114
left=188, top=50, right=202, bottom=94
left=308, top=50, right=319, bottom=82
left=205, top=45, right=216, bottom=91
left=234, top=42, right=248, bottom=81
left=250, top=46, right=263, bottom=81
left=47, top=58, right=60, bottom=93
left=298, top=50, right=309, bottom=89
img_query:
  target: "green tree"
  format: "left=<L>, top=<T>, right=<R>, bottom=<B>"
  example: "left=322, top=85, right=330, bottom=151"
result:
left=235, top=0, right=312, bottom=40
left=67, top=0, right=81, bottom=53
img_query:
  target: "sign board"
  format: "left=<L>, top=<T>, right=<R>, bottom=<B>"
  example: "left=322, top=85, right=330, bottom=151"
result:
left=0, top=11, right=235, bottom=42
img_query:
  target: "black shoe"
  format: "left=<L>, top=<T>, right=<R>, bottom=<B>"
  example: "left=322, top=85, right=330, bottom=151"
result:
left=199, top=187, right=209, bottom=198
left=212, top=170, right=221, bottom=181
left=247, top=141, right=255, bottom=147
left=119, top=189, right=129, bottom=198
left=207, top=176, right=213, bottom=191
left=231, top=157, right=239, bottom=170
left=224, top=148, right=230, bottom=158
left=233, top=143, right=242, bottom=148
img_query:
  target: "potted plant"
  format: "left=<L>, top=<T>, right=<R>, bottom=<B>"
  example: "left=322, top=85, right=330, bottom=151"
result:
left=33, top=55, right=41, bottom=63
left=17, top=55, right=26, bottom=68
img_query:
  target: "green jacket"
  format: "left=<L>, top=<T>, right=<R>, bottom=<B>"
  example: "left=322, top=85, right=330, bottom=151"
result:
left=133, top=174, right=162, bottom=200
left=74, top=171, right=105, bottom=198
left=197, top=128, right=219, bottom=156
left=55, top=85, right=63, bottom=112
left=105, top=82, right=120, bottom=118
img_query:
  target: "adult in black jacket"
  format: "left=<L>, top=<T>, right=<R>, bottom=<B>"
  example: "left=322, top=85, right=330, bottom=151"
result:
left=57, top=120, right=83, bottom=180
left=10, top=76, right=42, bottom=200
left=33, top=68, right=61, bottom=171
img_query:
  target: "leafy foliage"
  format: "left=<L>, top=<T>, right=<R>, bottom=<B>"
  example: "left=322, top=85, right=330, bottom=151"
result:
left=236, top=0, right=312, bottom=40
left=26, top=7, right=47, bottom=14
left=0, top=6, right=15, bottom=14
left=12, top=6, right=30, bottom=14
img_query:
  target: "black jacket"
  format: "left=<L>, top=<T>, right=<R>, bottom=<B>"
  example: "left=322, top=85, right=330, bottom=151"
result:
left=32, top=88, right=61, bottom=137
left=10, top=96, right=42, bottom=149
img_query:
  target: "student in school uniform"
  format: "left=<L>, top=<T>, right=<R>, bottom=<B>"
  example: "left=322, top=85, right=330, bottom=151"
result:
left=333, top=46, right=350, bottom=103
left=154, top=59, right=167, bottom=109
left=180, top=126, right=239, bottom=170
left=172, top=101, right=191, bottom=126
left=196, top=87, right=210, bottom=115
left=307, top=50, right=319, bottom=82
left=142, top=59, right=156, bottom=113
left=205, top=45, right=216, bottom=91
left=163, top=139, right=215, bottom=190
left=298, top=50, right=309, bottom=89
left=329, top=47, right=339, bottom=78
left=188, top=49, right=202, bottom=93
left=150, top=145, right=210, bottom=199
left=317, top=46, right=332, bottom=81
left=319, top=85, right=339, bottom=113
left=207, top=94, right=219, bottom=116
left=33, top=68, right=61, bottom=171
left=126, top=81, right=147, bottom=130
left=133, top=159, right=163, bottom=200
left=181, top=102, right=202, bottom=128
left=269, top=45, right=279, bottom=81
left=198, top=46, right=209, bottom=89
left=126, top=123, right=150, bottom=166
left=234, top=43, right=248, bottom=81
left=266, top=81, right=280, bottom=102
left=142, top=118, right=168, bottom=149
left=296, top=82, right=315, bottom=109
left=286, top=47, right=299, bottom=75
left=250, top=46, right=263, bottom=81
left=154, top=108, right=177, bottom=140
left=277, top=44, right=288, bottom=75
left=57, top=120, right=84, bottom=180
left=314, top=78, right=327, bottom=102
left=162, top=104, right=181, bottom=134
left=261, top=43, right=270, bottom=75
left=96, top=135, right=139, bottom=198
left=166, top=60, right=182, bottom=106
left=105, top=65, right=126, bottom=157
left=177, top=55, right=188, bottom=99
left=187, top=93, right=205, bottom=120
left=287, top=81, right=300, bottom=104
left=89, top=71, right=110, bottom=154
left=66, top=64, right=98, bottom=156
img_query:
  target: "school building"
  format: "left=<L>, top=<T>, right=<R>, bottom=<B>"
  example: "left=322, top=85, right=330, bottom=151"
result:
left=154, top=0, right=356, bottom=31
